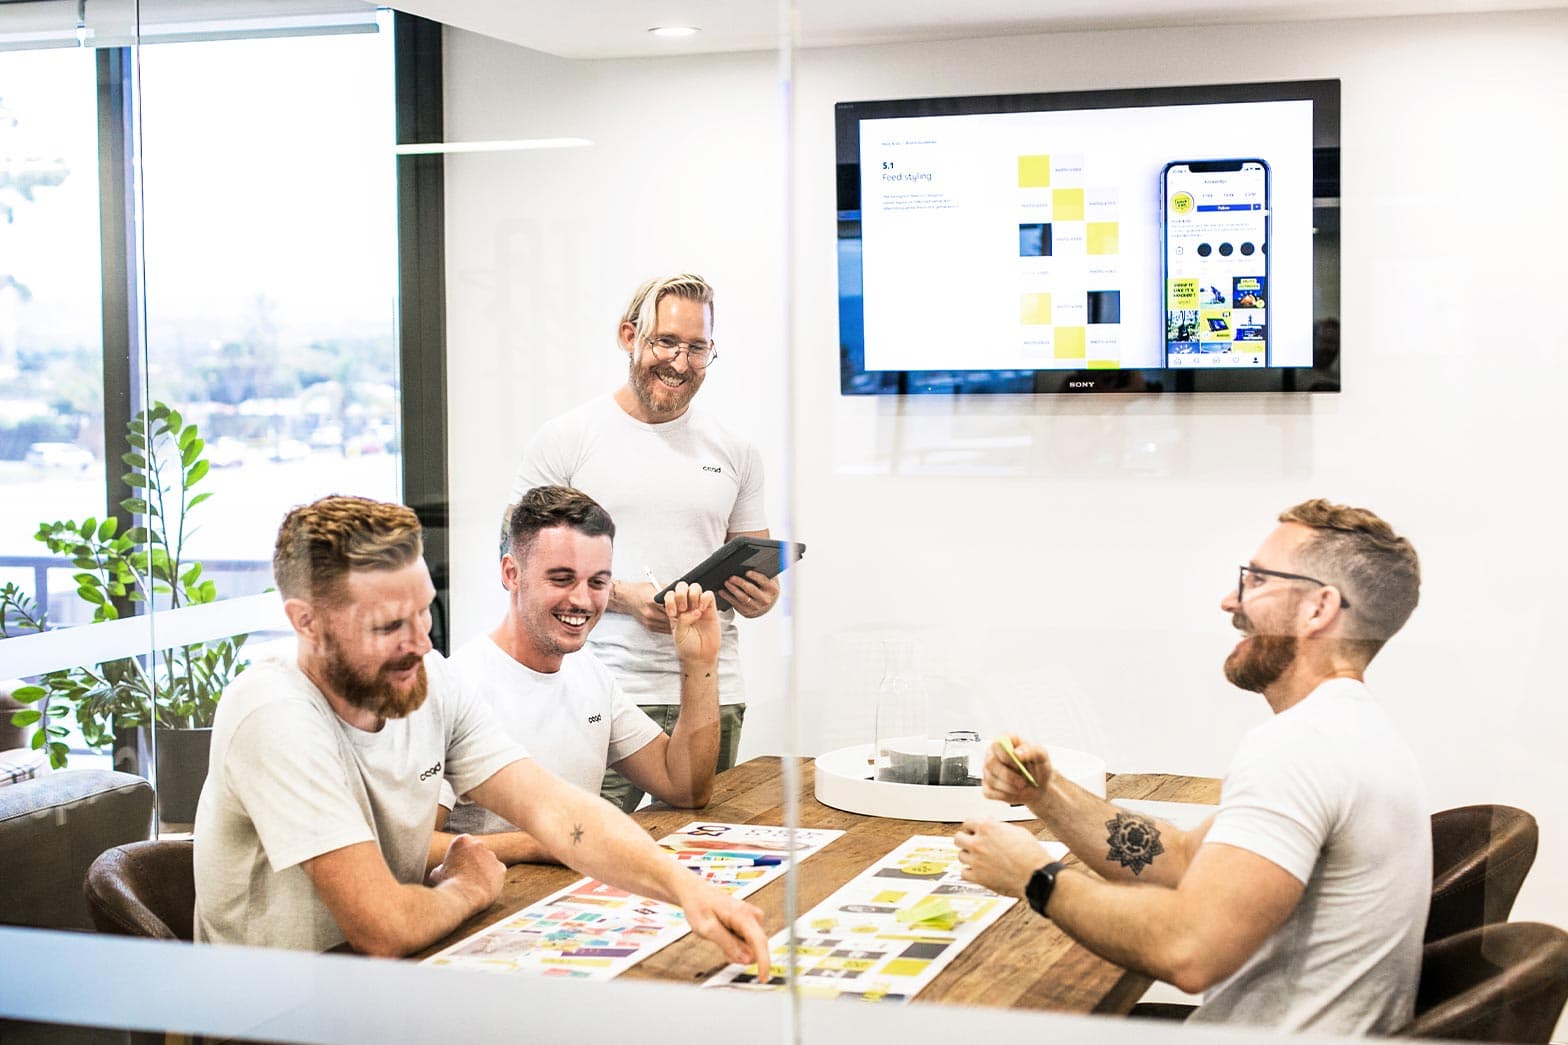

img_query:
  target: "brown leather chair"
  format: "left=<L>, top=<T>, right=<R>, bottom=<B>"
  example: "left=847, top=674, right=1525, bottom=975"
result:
left=1428, top=804, right=1539, bottom=943
left=1405, top=921, right=1568, bottom=1042
left=83, top=838, right=196, bottom=941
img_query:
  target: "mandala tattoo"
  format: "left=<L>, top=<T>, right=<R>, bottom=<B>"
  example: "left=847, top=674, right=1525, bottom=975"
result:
left=571, top=824, right=584, bottom=845
left=1105, top=812, right=1164, bottom=875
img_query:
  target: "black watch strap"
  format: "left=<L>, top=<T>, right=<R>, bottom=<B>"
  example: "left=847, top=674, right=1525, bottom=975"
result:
left=1026, top=860, right=1068, bottom=917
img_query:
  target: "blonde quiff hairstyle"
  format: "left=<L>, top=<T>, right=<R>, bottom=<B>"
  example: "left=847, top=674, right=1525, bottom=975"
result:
left=1278, top=498, right=1420, bottom=661
left=619, top=273, right=715, bottom=349
left=273, top=495, right=424, bottom=606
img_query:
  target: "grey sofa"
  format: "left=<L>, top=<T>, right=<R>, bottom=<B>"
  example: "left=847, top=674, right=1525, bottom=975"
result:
left=0, top=770, right=155, bottom=931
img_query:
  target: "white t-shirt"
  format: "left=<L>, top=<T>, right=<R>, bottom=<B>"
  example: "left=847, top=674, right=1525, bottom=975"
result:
left=192, top=651, right=525, bottom=952
left=512, top=396, right=767, bottom=705
left=1191, top=678, right=1430, bottom=1034
left=439, top=635, right=665, bottom=834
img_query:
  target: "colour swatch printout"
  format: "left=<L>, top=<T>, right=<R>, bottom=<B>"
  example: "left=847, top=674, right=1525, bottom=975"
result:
left=702, top=836, right=1018, bottom=1002
left=423, top=822, right=843, bottom=980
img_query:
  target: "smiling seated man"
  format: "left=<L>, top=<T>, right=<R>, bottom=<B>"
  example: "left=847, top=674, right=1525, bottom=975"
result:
left=431, top=486, right=722, bottom=866
left=192, top=494, right=767, bottom=974
left=956, top=499, right=1427, bottom=1034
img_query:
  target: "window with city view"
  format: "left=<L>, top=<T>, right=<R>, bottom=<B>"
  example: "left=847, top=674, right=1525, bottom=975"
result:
left=1, top=16, right=402, bottom=767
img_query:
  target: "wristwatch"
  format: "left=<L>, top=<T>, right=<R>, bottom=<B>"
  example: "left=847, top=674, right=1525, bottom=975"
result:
left=1025, top=860, right=1068, bottom=917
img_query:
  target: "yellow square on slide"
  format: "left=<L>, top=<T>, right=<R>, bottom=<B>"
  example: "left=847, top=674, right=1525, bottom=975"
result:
left=1018, top=155, right=1051, bottom=188
left=1087, top=222, right=1119, bottom=254
left=1087, top=359, right=1120, bottom=369
left=1052, top=188, right=1084, bottom=220
left=1168, top=277, right=1198, bottom=309
left=1020, top=293, right=1052, bottom=325
left=873, top=890, right=906, bottom=904
left=881, top=958, right=931, bottom=977
left=1054, top=326, right=1087, bottom=359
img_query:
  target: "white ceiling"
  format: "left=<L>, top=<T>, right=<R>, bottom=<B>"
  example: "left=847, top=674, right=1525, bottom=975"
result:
left=380, top=0, right=1568, bottom=58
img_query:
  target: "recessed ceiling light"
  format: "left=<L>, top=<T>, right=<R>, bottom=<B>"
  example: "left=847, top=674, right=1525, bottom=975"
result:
left=649, top=25, right=700, bottom=38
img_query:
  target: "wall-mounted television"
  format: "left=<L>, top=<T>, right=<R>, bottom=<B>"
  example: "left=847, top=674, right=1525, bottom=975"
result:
left=836, top=79, right=1340, bottom=395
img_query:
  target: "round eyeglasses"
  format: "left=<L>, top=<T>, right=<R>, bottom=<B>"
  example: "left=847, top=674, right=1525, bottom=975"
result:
left=642, top=334, right=717, bottom=369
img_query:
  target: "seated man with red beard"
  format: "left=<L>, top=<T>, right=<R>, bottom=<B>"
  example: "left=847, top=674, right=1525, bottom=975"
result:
left=192, top=495, right=769, bottom=974
left=955, top=499, right=1427, bottom=1035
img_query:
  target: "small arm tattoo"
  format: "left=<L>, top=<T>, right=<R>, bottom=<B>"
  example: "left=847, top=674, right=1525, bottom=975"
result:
left=1105, top=812, right=1164, bottom=875
left=571, top=824, right=584, bottom=845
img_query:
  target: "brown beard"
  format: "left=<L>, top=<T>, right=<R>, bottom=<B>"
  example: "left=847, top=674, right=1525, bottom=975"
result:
left=320, top=632, right=429, bottom=719
left=1223, top=612, right=1297, bottom=693
left=629, top=355, right=698, bottom=418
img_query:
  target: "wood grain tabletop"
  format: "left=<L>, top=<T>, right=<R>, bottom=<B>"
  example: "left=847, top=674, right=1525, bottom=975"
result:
left=417, top=756, right=1221, bottom=1012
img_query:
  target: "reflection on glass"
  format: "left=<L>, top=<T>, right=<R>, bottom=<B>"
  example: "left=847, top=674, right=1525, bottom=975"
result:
left=137, top=25, right=401, bottom=600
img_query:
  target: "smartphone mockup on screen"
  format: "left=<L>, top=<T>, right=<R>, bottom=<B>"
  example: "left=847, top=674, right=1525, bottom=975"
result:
left=1162, top=159, right=1270, bottom=368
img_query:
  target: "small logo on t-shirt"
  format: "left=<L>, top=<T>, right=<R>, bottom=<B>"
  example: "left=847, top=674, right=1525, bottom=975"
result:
left=419, top=760, right=442, bottom=781
left=587, top=714, right=602, bottom=724
left=702, top=465, right=722, bottom=474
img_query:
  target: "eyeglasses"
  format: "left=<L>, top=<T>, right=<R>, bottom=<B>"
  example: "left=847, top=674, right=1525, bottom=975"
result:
left=642, top=334, right=718, bottom=369
left=1237, top=565, right=1351, bottom=609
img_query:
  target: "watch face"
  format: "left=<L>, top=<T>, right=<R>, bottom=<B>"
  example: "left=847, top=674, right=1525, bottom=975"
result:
left=1027, top=864, right=1055, bottom=915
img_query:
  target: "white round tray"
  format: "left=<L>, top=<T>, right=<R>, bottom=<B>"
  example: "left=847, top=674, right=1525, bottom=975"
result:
left=813, top=743, right=1106, bottom=823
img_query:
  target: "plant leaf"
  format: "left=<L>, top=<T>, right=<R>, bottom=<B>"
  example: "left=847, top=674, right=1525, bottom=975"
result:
left=185, top=459, right=210, bottom=485
left=78, top=585, right=106, bottom=605
left=187, top=492, right=214, bottom=510
left=97, top=517, right=118, bottom=539
left=9, top=709, right=42, bottom=726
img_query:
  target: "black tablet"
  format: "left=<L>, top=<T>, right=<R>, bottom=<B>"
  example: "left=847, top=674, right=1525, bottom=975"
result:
left=653, top=536, right=806, bottom=612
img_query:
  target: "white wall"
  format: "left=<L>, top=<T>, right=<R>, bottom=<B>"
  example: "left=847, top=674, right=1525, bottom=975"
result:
left=442, top=5, right=1568, bottom=987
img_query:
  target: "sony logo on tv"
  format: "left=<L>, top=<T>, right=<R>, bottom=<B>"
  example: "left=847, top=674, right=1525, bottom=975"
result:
left=1068, top=380, right=1095, bottom=389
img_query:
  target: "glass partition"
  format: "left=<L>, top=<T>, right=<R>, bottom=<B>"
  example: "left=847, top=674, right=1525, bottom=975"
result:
left=5, top=1, right=1568, bottom=1043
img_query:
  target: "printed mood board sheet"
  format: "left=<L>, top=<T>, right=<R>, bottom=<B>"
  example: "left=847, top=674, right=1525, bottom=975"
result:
left=423, top=822, right=843, bottom=979
left=703, top=835, right=1064, bottom=1003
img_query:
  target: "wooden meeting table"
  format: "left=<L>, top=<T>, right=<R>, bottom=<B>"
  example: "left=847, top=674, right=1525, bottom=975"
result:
left=417, top=756, right=1221, bottom=1013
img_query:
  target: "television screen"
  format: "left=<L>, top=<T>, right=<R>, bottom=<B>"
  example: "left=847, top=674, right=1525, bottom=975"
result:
left=836, top=79, right=1340, bottom=394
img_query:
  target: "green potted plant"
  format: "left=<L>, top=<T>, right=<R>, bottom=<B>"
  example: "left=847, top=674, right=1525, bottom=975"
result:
left=3, top=402, right=249, bottom=821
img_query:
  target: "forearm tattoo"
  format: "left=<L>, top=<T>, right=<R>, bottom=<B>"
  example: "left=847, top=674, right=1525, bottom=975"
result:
left=571, top=824, right=584, bottom=845
left=1105, top=812, right=1164, bottom=875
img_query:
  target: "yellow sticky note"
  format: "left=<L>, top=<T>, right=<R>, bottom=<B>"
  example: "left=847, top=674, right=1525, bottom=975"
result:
left=895, top=895, right=957, bottom=930
left=1018, top=155, right=1051, bottom=188
left=998, top=735, right=1038, bottom=786
left=1020, top=293, right=1052, bottom=325
left=1052, top=188, right=1084, bottom=221
left=1054, top=327, right=1086, bottom=360
left=873, top=890, right=906, bottom=904
left=1086, top=222, right=1119, bottom=255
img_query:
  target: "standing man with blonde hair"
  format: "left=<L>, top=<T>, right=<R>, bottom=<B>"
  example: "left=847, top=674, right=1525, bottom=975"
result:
left=513, top=274, right=779, bottom=812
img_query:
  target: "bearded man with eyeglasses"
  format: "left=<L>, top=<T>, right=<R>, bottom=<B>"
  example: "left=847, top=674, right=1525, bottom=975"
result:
left=512, top=274, right=778, bottom=813
left=956, top=499, right=1430, bottom=1034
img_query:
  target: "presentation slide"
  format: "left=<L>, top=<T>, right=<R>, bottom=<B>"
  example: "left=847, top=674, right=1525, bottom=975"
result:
left=856, top=100, right=1313, bottom=373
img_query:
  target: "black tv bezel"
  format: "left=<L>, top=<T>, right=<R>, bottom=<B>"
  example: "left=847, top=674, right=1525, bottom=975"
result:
left=836, top=78, right=1341, bottom=396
